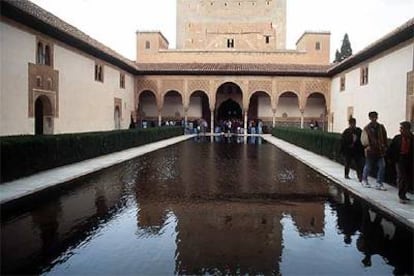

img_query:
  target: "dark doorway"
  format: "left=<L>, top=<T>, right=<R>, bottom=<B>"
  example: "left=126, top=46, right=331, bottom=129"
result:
left=35, top=98, right=44, bottom=135
left=217, top=99, right=242, bottom=121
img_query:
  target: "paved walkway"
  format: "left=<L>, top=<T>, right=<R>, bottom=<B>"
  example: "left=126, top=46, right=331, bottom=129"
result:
left=262, top=134, right=414, bottom=230
left=1, top=133, right=413, bottom=230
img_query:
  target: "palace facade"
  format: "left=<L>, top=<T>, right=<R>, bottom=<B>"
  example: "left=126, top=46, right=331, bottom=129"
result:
left=0, top=0, right=413, bottom=137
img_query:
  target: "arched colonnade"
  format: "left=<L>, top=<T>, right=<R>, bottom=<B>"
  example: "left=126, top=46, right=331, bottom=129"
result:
left=136, top=76, right=331, bottom=134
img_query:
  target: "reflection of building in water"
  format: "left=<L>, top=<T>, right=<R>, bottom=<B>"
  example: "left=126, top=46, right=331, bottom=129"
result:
left=132, top=140, right=329, bottom=273
left=173, top=202, right=283, bottom=275
left=1, top=167, right=125, bottom=274
left=136, top=197, right=326, bottom=275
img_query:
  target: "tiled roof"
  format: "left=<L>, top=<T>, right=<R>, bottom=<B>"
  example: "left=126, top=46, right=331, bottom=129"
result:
left=136, top=63, right=331, bottom=76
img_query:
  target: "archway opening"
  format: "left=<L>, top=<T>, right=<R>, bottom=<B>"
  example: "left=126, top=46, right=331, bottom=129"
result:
left=215, top=82, right=243, bottom=123
left=276, top=91, right=300, bottom=127
left=114, top=106, right=121, bottom=130
left=138, top=90, right=157, bottom=127
left=34, top=95, right=53, bottom=135
left=248, top=91, right=271, bottom=123
left=163, top=90, right=183, bottom=125
left=189, top=90, right=210, bottom=126
left=305, top=92, right=327, bottom=130
left=217, top=99, right=242, bottom=121
left=35, top=98, right=44, bottom=135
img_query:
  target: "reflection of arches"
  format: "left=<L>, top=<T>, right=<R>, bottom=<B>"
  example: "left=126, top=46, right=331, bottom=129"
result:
left=217, top=99, right=242, bottom=121
left=34, top=95, right=53, bottom=135
left=189, top=90, right=210, bottom=122
left=114, top=106, right=121, bottom=129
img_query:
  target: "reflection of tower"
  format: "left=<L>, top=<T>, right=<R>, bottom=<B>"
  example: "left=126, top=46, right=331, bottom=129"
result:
left=287, top=202, right=326, bottom=236
left=31, top=202, right=62, bottom=255
left=173, top=202, right=283, bottom=275
left=137, top=200, right=168, bottom=234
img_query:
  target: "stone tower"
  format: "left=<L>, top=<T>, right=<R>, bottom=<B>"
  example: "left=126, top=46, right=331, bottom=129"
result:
left=176, top=0, right=286, bottom=51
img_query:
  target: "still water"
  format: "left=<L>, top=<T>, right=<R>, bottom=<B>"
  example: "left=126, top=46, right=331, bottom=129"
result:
left=1, top=136, right=413, bottom=275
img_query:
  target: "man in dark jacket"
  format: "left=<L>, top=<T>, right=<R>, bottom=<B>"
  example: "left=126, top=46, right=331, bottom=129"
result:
left=341, top=117, right=364, bottom=181
left=387, top=121, right=413, bottom=203
left=361, top=111, right=388, bottom=190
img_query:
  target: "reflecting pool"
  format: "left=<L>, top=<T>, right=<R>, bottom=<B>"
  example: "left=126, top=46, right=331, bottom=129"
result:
left=1, top=136, right=413, bottom=275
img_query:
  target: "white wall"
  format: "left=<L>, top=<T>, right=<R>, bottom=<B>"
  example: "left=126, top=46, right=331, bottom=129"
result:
left=54, top=45, right=135, bottom=133
left=330, top=42, right=413, bottom=137
left=0, top=21, right=135, bottom=135
left=0, top=22, right=35, bottom=135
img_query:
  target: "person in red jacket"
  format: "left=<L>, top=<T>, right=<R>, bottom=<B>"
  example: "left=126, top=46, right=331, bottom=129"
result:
left=387, top=121, right=413, bottom=203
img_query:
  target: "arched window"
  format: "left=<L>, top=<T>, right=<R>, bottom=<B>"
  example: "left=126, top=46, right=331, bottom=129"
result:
left=45, top=45, right=51, bottom=65
left=37, top=42, right=44, bottom=64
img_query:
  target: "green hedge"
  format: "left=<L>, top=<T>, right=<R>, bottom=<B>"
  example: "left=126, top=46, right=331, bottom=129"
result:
left=271, top=127, right=400, bottom=188
left=271, top=127, right=343, bottom=162
left=0, top=127, right=183, bottom=183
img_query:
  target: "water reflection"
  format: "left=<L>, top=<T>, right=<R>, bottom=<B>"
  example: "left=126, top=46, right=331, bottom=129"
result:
left=1, top=139, right=413, bottom=275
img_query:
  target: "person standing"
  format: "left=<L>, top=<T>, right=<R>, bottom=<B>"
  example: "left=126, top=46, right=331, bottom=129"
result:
left=361, top=111, right=388, bottom=190
left=340, top=117, right=364, bottom=181
left=387, top=121, right=413, bottom=203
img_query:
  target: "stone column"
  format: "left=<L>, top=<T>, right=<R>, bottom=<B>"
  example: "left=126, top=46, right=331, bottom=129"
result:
left=210, top=109, right=214, bottom=135
left=158, top=111, right=162, bottom=127
left=184, top=106, right=189, bottom=128
left=244, top=111, right=248, bottom=135
left=300, top=109, right=304, bottom=129
left=272, top=108, right=276, bottom=128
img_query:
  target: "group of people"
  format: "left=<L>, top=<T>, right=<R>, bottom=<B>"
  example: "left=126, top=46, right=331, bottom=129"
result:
left=340, top=111, right=413, bottom=203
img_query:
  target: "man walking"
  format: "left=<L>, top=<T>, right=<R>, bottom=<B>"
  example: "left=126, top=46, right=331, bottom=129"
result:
left=361, top=111, right=388, bottom=190
left=341, top=117, right=364, bottom=181
left=387, top=121, right=413, bottom=203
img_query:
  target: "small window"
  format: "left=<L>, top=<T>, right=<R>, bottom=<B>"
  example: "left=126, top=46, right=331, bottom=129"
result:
left=227, top=38, right=234, bottom=48
left=95, top=63, right=104, bottom=82
left=340, top=75, right=346, bottom=91
left=37, top=42, right=44, bottom=64
left=145, top=41, right=150, bottom=49
left=224, top=2, right=227, bottom=6
left=36, top=40, right=52, bottom=66
left=36, top=76, right=42, bottom=87
left=47, top=78, right=52, bottom=90
left=265, top=36, right=270, bottom=44
left=45, top=45, right=51, bottom=65
left=315, top=42, right=321, bottom=50
left=360, top=65, right=369, bottom=85
left=120, top=72, right=125, bottom=89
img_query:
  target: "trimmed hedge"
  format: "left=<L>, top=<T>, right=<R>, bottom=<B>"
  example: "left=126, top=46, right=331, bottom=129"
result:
left=0, top=127, right=183, bottom=183
left=271, top=127, right=400, bottom=188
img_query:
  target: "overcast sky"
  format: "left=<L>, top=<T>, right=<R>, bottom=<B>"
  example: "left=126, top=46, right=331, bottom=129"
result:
left=31, top=0, right=414, bottom=62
